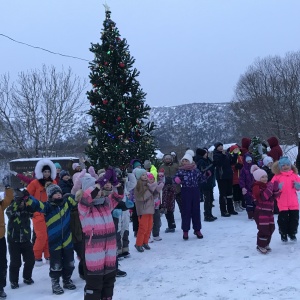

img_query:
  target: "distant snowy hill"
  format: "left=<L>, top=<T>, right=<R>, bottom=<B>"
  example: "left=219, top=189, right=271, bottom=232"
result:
left=149, top=102, right=236, bottom=151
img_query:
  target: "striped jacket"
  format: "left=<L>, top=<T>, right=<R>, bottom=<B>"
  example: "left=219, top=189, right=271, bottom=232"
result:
left=26, top=194, right=77, bottom=251
left=78, top=187, right=122, bottom=275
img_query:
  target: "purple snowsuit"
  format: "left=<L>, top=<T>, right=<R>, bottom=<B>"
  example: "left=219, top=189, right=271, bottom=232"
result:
left=174, top=163, right=206, bottom=232
left=239, top=157, right=255, bottom=218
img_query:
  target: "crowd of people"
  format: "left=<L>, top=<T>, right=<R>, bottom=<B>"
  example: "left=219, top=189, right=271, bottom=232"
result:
left=0, top=135, right=299, bottom=299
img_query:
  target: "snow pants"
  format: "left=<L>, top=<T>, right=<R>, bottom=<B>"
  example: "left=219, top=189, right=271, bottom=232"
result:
left=277, top=210, right=299, bottom=236
left=152, top=209, right=161, bottom=237
left=8, top=240, right=35, bottom=283
left=119, top=210, right=130, bottom=253
left=49, top=248, right=75, bottom=281
left=162, top=184, right=176, bottom=229
left=32, top=212, right=50, bottom=260
left=181, top=187, right=201, bottom=232
left=254, top=210, right=275, bottom=247
left=217, top=179, right=235, bottom=214
left=84, top=270, right=116, bottom=300
left=203, top=188, right=214, bottom=217
left=136, top=214, right=153, bottom=246
left=0, top=237, right=7, bottom=289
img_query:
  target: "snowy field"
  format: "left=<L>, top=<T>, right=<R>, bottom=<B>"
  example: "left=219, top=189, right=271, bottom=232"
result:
left=3, top=188, right=300, bottom=300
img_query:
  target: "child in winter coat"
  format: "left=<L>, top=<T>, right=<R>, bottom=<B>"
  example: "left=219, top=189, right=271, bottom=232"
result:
left=0, top=186, right=14, bottom=299
left=239, top=154, right=255, bottom=219
left=26, top=183, right=77, bottom=295
left=26, top=158, right=57, bottom=265
left=58, top=170, right=73, bottom=194
left=134, top=168, right=157, bottom=252
left=251, top=165, right=280, bottom=254
left=148, top=171, right=165, bottom=241
left=174, top=153, right=207, bottom=240
left=78, top=169, right=123, bottom=300
left=271, top=157, right=300, bottom=242
left=6, top=190, right=35, bottom=289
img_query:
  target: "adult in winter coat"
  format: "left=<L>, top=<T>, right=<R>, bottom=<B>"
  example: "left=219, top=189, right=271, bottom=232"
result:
left=213, top=142, right=238, bottom=217
left=271, top=157, right=300, bottom=242
left=196, top=148, right=217, bottom=222
left=267, top=136, right=283, bottom=162
left=0, top=186, right=14, bottom=299
left=26, top=158, right=57, bottom=264
left=160, top=154, right=180, bottom=232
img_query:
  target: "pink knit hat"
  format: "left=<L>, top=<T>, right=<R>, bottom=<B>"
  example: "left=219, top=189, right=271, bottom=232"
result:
left=147, top=172, right=154, bottom=180
left=250, top=165, right=267, bottom=181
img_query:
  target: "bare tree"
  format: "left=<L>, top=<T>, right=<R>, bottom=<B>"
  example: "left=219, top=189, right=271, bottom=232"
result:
left=231, top=52, right=300, bottom=145
left=0, top=65, right=87, bottom=157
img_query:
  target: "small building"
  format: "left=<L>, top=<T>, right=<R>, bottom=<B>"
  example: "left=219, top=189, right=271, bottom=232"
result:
left=9, top=157, right=79, bottom=189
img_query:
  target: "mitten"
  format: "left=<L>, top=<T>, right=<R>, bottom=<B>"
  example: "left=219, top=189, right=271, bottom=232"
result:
left=9, top=170, right=17, bottom=176
left=278, top=183, right=284, bottom=190
left=112, top=209, right=122, bottom=218
left=174, top=177, right=181, bottom=184
left=294, top=182, right=300, bottom=190
left=272, top=181, right=279, bottom=191
left=242, top=188, right=247, bottom=195
left=125, top=197, right=134, bottom=208
left=206, top=170, right=212, bottom=177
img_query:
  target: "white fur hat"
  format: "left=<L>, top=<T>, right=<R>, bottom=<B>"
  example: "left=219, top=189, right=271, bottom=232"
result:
left=34, top=158, right=56, bottom=180
left=181, top=153, right=193, bottom=164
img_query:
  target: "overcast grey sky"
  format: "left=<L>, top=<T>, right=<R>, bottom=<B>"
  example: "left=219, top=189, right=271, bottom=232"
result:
left=1, top=0, right=300, bottom=107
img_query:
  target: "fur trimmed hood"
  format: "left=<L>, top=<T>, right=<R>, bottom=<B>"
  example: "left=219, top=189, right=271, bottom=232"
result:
left=271, top=161, right=298, bottom=175
left=34, top=158, right=57, bottom=180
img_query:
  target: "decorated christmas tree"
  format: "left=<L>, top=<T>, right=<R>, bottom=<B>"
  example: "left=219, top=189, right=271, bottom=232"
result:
left=86, top=5, right=156, bottom=169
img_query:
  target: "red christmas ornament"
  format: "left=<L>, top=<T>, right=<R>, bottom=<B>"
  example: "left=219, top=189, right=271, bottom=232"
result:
left=93, top=84, right=97, bottom=88
left=119, top=62, right=125, bottom=68
left=117, top=116, right=121, bottom=121
left=104, top=62, right=108, bottom=66
left=102, top=99, right=108, bottom=105
left=90, top=102, right=95, bottom=106
left=102, top=120, right=106, bottom=124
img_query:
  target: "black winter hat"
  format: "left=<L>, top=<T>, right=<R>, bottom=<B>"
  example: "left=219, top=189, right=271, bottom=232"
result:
left=42, top=165, right=51, bottom=172
left=59, top=170, right=70, bottom=180
left=214, top=142, right=223, bottom=149
left=46, top=183, right=62, bottom=198
left=196, top=148, right=207, bottom=157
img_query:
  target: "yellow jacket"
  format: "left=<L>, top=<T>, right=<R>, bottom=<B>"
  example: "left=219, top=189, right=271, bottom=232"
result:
left=0, top=188, right=14, bottom=238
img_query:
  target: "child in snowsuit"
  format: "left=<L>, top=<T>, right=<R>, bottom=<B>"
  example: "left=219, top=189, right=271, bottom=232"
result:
left=174, top=153, right=207, bottom=240
left=78, top=168, right=123, bottom=300
left=26, top=183, right=77, bottom=295
left=6, top=190, right=35, bottom=289
left=134, top=169, right=156, bottom=252
left=271, top=157, right=300, bottom=242
left=0, top=186, right=14, bottom=299
left=251, top=165, right=280, bottom=254
left=239, top=154, right=255, bottom=219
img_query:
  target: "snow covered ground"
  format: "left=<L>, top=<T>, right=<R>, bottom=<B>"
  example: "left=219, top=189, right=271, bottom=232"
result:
left=3, top=188, right=300, bottom=300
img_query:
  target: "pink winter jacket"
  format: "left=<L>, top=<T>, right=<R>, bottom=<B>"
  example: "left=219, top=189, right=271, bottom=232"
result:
left=271, top=170, right=300, bottom=211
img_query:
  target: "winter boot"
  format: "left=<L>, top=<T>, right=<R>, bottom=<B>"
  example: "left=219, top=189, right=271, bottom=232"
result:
left=234, top=202, right=243, bottom=212
left=116, top=269, right=127, bottom=277
left=134, top=245, right=144, bottom=252
left=194, top=231, right=203, bottom=239
left=221, top=212, right=230, bottom=217
left=165, top=228, right=175, bottom=233
left=142, top=243, right=151, bottom=250
left=63, top=278, right=76, bottom=290
left=204, top=216, right=215, bottom=222
left=288, top=234, right=297, bottom=242
left=24, top=278, right=34, bottom=285
left=256, top=246, right=268, bottom=254
left=51, top=278, right=64, bottom=295
left=10, top=282, right=19, bottom=289
left=265, top=245, right=272, bottom=252
left=0, top=288, right=7, bottom=299
left=183, top=232, right=189, bottom=240
left=281, top=234, right=288, bottom=243
left=239, top=201, right=246, bottom=210
left=35, top=259, right=43, bottom=267
left=153, top=236, right=162, bottom=241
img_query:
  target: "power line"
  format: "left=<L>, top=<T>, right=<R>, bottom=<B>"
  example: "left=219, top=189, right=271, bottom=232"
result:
left=0, top=33, right=90, bottom=62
